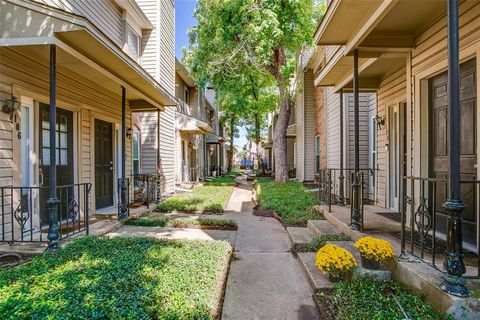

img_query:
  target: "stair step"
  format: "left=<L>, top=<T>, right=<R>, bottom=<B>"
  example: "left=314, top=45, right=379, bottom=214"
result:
left=286, top=227, right=314, bottom=246
left=297, top=252, right=333, bottom=291
left=307, top=220, right=341, bottom=236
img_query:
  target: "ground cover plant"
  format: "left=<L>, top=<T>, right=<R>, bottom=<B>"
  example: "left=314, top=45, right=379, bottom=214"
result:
left=0, top=236, right=232, bottom=319
left=295, top=234, right=350, bottom=253
left=256, top=178, right=322, bottom=225
left=205, top=175, right=237, bottom=186
left=316, top=275, right=453, bottom=320
left=156, top=185, right=233, bottom=213
left=124, top=215, right=237, bottom=230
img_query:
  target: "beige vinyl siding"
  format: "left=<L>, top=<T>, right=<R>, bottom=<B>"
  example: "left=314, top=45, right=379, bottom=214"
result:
left=0, top=46, right=133, bottom=213
left=287, top=138, right=295, bottom=168
left=159, top=106, right=175, bottom=193
left=326, top=87, right=341, bottom=169
left=158, top=0, right=175, bottom=95
left=137, top=0, right=159, bottom=79
left=345, top=93, right=371, bottom=170
left=137, top=112, right=158, bottom=173
left=34, top=0, right=124, bottom=47
left=0, top=89, right=13, bottom=237
left=303, top=70, right=316, bottom=181
left=295, top=68, right=305, bottom=180
left=376, top=69, right=406, bottom=208
left=197, top=135, right=205, bottom=179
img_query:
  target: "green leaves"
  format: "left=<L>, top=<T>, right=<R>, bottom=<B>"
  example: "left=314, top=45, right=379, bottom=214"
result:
left=125, top=216, right=237, bottom=229
left=155, top=185, right=233, bottom=213
left=0, top=237, right=232, bottom=319
left=256, top=178, right=323, bottom=225
left=317, top=275, right=454, bottom=320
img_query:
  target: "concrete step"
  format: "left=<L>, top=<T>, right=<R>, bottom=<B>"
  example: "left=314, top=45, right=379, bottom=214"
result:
left=307, top=220, right=341, bottom=236
left=286, top=227, right=313, bottom=246
left=297, top=252, right=333, bottom=291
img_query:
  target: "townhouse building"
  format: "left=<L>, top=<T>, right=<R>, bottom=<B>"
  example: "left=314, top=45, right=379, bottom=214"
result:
left=0, top=0, right=175, bottom=246
left=308, top=0, right=480, bottom=307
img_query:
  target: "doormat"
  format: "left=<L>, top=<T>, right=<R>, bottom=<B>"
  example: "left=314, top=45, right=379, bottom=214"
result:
left=373, top=211, right=401, bottom=223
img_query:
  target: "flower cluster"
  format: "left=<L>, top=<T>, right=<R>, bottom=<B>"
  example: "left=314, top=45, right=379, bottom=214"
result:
left=315, top=244, right=357, bottom=277
left=354, top=236, right=395, bottom=261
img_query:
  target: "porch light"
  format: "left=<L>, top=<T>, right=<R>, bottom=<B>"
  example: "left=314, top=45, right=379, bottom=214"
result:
left=374, top=115, right=385, bottom=130
left=126, top=127, right=133, bottom=139
left=2, top=96, right=21, bottom=119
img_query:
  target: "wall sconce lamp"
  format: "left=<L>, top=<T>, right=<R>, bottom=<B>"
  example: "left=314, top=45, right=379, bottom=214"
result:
left=126, top=127, right=133, bottom=139
left=374, top=115, right=385, bottom=130
left=2, top=96, right=21, bottom=120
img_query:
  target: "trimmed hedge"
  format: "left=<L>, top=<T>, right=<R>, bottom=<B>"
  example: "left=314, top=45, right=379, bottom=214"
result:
left=316, top=275, right=453, bottom=320
left=256, top=178, right=322, bottom=225
left=124, top=216, right=237, bottom=229
left=0, top=236, right=232, bottom=319
left=156, top=185, right=233, bottom=213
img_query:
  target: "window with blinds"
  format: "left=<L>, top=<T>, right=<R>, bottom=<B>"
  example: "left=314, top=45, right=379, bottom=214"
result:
left=127, top=26, right=141, bottom=61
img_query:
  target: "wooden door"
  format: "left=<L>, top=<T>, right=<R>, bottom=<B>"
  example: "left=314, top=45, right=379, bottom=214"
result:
left=39, top=103, right=74, bottom=226
left=430, top=58, right=477, bottom=248
left=94, top=119, right=114, bottom=209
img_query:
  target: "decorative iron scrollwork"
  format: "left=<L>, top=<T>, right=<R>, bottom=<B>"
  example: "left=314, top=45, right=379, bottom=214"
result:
left=13, top=203, right=29, bottom=231
left=68, top=198, right=79, bottom=222
left=414, top=197, right=432, bottom=238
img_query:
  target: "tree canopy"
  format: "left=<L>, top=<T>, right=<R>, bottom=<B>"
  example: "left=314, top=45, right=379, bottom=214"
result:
left=185, top=0, right=323, bottom=181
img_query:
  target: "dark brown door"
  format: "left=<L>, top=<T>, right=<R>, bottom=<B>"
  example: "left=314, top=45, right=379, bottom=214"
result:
left=39, top=104, right=74, bottom=226
left=430, top=58, right=477, bottom=248
left=95, top=119, right=114, bottom=209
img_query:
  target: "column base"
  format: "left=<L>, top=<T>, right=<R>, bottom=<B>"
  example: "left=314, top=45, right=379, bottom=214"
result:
left=46, top=197, right=60, bottom=252
left=441, top=274, right=469, bottom=298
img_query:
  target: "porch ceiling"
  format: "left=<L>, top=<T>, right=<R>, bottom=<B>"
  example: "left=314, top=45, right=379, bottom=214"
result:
left=315, top=0, right=446, bottom=53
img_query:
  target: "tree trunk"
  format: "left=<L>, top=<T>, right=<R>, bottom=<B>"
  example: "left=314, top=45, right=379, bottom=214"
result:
left=254, top=113, right=265, bottom=176
left=227, top=115, right=235, bottom=172
left=273, top=83, right=292, bottom=183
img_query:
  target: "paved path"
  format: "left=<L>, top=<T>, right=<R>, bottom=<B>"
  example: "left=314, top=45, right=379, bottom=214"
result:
left=221, top=182, right=318, bottom=320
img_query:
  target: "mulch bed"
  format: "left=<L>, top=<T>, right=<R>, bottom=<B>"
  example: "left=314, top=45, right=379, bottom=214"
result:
left=0, top=253, right=34, bottom=268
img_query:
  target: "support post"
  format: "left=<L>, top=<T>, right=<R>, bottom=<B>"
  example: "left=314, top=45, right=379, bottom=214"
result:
left=441, top=0, right=468, bottom=297
left=46, top=44, right=60, bottom=252
left=350, top=49, right=361, bottom=231
left=118, top=86, right=128, bottom=220
left=338, top=89, right=346, bottom=206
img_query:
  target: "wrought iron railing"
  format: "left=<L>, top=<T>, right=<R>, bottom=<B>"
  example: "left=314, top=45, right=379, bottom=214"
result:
left=0, top=183, right=91, bottom=243
left=401, top=176, right=479, bottom=279
left=130, top=174, right=161, bottom=209
left=316, top=168, right=378, bottom=209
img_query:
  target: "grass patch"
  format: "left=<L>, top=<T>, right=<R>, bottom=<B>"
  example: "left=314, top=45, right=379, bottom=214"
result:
left=295, top=234, right=351, bottom=253
left=256, top=178, right=322, bottom=225
left=316, top=275, right=453, bottom=320
left=124, top=215, right=237, bottom=229
left=205, top=175, right=237, bottom=186
left=156, top=185, right=233, bottom=213
left=0, top=236, right=232, bottom=319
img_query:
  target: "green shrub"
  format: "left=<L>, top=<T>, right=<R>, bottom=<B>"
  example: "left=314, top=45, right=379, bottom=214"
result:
left=0, top=236, right=232, bottom=319
left=205, top=175, right=237, bottom=186
left=156, top=185, right=233, bottom=213
left=256, top=178, right=322, bottom=225
left=124, top=216, right=237, bottom=229
left=295, top=234, right=350, bottom=252
left=316, top=275, right=453, bottom=320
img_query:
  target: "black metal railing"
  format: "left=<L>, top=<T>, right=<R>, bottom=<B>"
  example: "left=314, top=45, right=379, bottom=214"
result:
left=317, top=168, right=378, bottom=208
left=0, top=183, right=91, bottom=243
left=401, top=176, right=479, bottom=279
left=117, top=178, right=130, bottom=220
left=130, top=174, right=161, bottom=209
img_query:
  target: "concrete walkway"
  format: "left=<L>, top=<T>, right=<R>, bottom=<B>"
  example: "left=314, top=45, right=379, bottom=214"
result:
left=221, top=182, right=319, bottom=320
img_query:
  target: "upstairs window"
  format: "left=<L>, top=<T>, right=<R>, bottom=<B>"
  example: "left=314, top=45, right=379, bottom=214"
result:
left=127, top=26, right=141, bottom=61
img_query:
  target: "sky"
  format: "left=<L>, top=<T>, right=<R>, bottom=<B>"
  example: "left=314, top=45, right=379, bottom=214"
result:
left=175, top=0, right=248, bottom=149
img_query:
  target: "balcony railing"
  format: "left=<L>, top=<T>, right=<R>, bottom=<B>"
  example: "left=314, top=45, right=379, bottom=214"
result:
left=0, top=183, right=91, bottom=243
left=176, top=99, right=191, bottom=116
left=401, top=176, right=479, bottom=279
